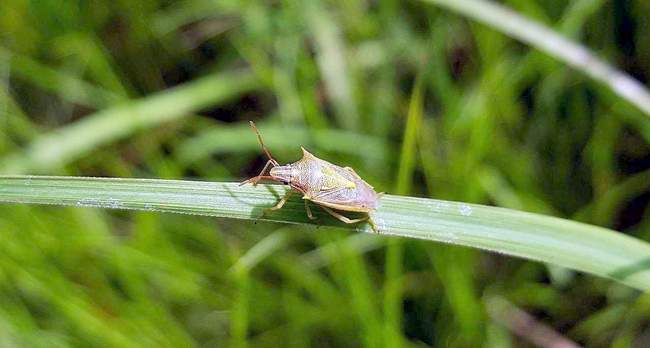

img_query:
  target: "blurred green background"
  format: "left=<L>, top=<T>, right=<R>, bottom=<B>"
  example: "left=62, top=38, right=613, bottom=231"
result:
left=1, top=0, right=650, bottom=346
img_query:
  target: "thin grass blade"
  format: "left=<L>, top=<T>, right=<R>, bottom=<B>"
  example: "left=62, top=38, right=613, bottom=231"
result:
left=0, top=176, right=649, bottom=291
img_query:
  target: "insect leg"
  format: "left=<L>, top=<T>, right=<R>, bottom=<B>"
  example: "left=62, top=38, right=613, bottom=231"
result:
left=240, top=175, right=277, bottom=186
left=321, top=205, right=379, bottom=233
left=262, top=190, right=292, bottom=215
left=257, top=159, right=276, bottom=177
left=240, top=160, right=276, bottom=186
left=320, top=206, right=367, bottom=224
left=304, top=200, right=317, bottom=220
left=367, top=217, right=379, bottom=234
left=320, top=206, right=378, bottom=233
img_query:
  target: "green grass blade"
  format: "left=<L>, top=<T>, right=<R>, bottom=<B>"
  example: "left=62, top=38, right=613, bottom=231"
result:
left=1, top=175, right=649, bottom=291
left=383, top=78, right=423, bottom=347
left=423, top=0, right=650, bottom=117
left=0, top=71, right=259, bottom=174
left=305, top=0, right=358, bottom=129
left=1, top=47, right=123, bottom=108
left=175, top=123, right=389, bottom=165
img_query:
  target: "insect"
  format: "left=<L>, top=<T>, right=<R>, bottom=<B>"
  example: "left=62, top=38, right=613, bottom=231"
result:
left=241, top=121, right=381, bottom=233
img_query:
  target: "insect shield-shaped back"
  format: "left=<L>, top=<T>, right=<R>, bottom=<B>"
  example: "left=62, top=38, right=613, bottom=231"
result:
left=242, top=121, right=381, bottom=233
left=290, top=147, right=380, bottom=212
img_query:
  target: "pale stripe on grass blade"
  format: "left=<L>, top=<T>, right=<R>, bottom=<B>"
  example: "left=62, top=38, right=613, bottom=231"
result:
left=1, top=176, right=649, bottom=291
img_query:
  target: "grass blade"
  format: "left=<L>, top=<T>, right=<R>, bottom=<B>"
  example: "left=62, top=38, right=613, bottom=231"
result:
left=423, top=0, right=650, bottom=117
left=0, top=70, right=259, bottom=174
left=175, top=123, right=389, bottom=165
left=1, top=175, right=649, bottom=291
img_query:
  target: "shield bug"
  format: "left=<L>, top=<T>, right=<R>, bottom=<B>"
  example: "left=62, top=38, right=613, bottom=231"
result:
left=241, top=121, right=381, bottom=233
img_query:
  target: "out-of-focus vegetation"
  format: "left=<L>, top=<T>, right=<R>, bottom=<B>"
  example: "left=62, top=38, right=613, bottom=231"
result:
left=0, top=0, right=649, bottom=346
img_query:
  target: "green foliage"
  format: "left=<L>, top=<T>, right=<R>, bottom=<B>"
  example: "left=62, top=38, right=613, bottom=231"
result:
left=1, top=0, right=649, bottom=346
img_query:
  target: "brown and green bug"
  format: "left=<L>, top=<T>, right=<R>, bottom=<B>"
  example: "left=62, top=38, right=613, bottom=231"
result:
left=241, top=121, right=381, bottom=232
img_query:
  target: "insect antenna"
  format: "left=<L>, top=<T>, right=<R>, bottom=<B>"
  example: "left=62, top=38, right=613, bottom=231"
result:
left=249, top=121, right=279, bottom=166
